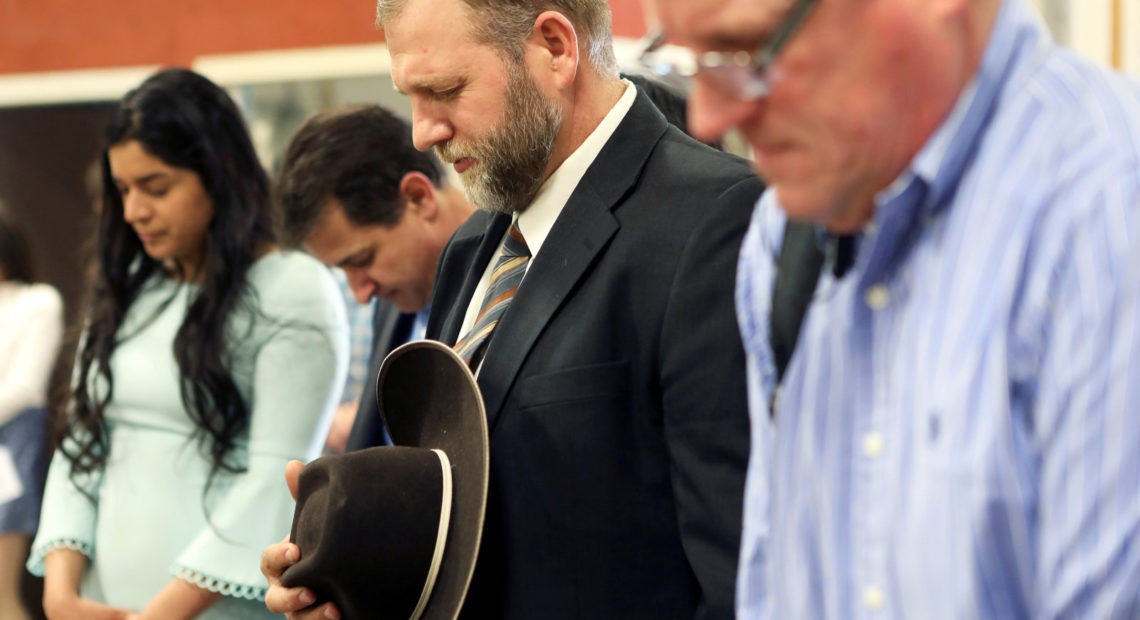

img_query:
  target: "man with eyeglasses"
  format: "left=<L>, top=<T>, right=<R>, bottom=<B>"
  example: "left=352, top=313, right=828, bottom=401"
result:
left=646, top=0, right=1140, bottom=617
left=262, top=0, right=764, bottom=618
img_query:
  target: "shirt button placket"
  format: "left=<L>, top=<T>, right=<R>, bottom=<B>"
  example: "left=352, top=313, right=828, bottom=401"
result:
left=858, top=429, right=889, bottom=618
left=857, top=281, right=891, bottom=618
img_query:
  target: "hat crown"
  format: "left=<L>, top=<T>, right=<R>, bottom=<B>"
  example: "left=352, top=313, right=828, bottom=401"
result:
left=285, top=446, right=452, bottom=619
left=283, top=340, right=489, bottom=620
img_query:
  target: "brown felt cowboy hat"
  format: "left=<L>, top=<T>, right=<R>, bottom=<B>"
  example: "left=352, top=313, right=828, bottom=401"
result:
left=281, top=340, right=489, bottom=620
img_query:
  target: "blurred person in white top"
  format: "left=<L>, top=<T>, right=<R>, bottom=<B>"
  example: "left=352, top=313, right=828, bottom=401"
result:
left=0, top=202, right=63, bottom=620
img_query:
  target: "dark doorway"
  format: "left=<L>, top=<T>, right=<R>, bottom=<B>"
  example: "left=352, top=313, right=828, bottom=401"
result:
left=0, top=101, right=113, bottom=620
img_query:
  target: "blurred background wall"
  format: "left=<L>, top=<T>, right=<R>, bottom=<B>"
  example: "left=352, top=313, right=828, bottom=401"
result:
left=0, top=0, right=1133, bottom=327
left=0, top=0, right=651, bottom=327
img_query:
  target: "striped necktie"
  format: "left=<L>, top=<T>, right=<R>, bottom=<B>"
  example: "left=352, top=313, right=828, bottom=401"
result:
left=454, top=224, right=530, bottom=368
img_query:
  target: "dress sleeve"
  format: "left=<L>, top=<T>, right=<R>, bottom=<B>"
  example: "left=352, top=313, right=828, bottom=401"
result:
left=26, top=288, right=99, bottom=576
left=0, top=285, right=63, bottom=426
left=27, top=443, right=104, bottom=576
left=171, top=258, right=349, bottom=599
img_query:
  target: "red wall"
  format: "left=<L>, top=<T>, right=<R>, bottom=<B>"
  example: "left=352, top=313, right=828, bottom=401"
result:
left=0, top=0, right=647, bottom=75
left=610, top=2, right=650, bottom=41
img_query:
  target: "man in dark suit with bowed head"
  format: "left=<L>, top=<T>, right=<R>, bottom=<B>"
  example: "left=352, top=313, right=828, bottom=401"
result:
left=262, top=0, right=763, bottom=617
left=274, top=105, right=475, bottom=450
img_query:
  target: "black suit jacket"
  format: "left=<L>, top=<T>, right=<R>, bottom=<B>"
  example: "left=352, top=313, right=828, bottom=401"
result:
left=343, top=301, right=415, bottom=451
left=427, top=91, right=763, bottom=619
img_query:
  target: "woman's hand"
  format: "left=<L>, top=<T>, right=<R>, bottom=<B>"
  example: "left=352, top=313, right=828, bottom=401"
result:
left=43, top=592, right=133, bottom=620
left=42, top=548, right=133, bottom=619
left=42, top=548, right=132, bottom=619
left=131, top=578, right=223, bottom=620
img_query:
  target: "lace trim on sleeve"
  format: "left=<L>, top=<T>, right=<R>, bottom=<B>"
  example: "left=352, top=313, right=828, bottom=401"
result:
left=26, top=539, right=94, bottom=576
left=172, top=565, right=268, bottom=601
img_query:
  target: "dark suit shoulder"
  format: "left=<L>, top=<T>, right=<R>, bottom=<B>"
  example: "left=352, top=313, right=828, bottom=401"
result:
left=610, top=126, right=763, bottom=260
left=650, top=125, right=761, bottom=196
left=451, top=208, right=496, bottom=240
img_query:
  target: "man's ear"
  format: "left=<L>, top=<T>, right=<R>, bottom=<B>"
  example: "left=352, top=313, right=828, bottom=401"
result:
left=399, top=171, right=439, bottom=220
left=528, top=10, right=579, bottom=89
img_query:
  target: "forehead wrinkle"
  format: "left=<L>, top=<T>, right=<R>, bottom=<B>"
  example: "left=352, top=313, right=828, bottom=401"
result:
left=391, top=40, right=484, bottom=96
left=663, top=0, right=783, bottom=48
left=335, top=247, right=369, bottom=269
left=386, top=0, right=492, bottom=81
left=391, top=40, right=451, bottom=85
left=309, top=229, right=365, bottom=268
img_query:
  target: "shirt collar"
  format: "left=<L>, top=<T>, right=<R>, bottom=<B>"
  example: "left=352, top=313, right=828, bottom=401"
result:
left=410, top=305, right=431, bottom=341
left=516, top=79, right=637, bottom=258
left=838, top=0, right=1044, bottom=283
left=880, top=0, right=1043, bottom=218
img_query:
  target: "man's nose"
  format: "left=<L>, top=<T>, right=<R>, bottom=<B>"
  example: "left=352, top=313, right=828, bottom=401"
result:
left=411, top=102, right=454, bottom=152
left=344, top=267, right=377, bottom=305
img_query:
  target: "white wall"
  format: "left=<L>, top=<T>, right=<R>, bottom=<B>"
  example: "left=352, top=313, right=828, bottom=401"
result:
left=1069, top=0, right=1113, bottom=67
left=1040, top=0, right=1139, bottom=78
left=1125, top=0, right=1140, bottom=77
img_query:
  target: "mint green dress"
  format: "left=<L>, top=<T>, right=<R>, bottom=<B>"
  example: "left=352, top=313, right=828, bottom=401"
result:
left=29, top=252, right=349, bottom=618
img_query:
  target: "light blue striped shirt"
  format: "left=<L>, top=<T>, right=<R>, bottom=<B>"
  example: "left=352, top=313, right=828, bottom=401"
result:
left=735, top=1, right=1140, bottom=618
left=332, top=268, right=377, bottom=405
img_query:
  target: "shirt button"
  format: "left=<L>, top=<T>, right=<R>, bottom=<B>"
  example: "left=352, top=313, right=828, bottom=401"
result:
left=862, top=432, right=885, bottom=459
left=865, top=285, right=890, bottom=310
left=863, top=586, right=886, bottom=611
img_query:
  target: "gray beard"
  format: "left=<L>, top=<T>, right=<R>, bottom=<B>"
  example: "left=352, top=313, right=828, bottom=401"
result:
left=439, top=66, right=562, bottom=215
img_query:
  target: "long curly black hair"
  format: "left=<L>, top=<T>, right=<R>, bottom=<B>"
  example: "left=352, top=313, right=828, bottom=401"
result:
left=63, top=68, right=277, bottom=493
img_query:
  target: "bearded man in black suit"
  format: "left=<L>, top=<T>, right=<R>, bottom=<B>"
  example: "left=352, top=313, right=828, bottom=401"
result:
left=264, top=1, right=763, bottom=617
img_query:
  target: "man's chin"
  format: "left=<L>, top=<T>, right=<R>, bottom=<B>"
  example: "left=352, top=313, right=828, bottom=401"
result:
left=476, top=201, right=530, bottom=216
left=391, top=297, right=427, bottom=314
left=772, top=185, right=829, bottom=224
left=774, top=186, right=874, bottom=235
left=466, top=186, right=533, bottom=216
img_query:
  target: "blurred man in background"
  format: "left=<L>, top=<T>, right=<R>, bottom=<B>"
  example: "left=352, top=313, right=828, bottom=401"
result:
left=649, top=0, right=1140, bottom=617
left=276, top=104, right=474, bottom=450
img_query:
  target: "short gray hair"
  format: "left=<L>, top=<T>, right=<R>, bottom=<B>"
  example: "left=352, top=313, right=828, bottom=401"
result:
left=377, top=0, right=618, bottom=75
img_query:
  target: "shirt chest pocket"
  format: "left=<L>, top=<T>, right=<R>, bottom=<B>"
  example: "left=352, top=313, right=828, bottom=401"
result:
left=915, top=379, right=1036, bottom=504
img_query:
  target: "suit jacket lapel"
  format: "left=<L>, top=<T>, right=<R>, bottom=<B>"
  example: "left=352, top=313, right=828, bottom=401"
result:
left=476, top=91, right=670, bottom=430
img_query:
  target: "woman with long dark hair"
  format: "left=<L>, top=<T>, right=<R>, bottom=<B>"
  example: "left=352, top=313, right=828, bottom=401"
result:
left=28, top=68, right=348, bottom=619
left=0, top=203, right=63, bottom=620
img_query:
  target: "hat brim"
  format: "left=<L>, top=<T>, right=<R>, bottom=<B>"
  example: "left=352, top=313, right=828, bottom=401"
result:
left=377, top=340, right=489, bottom=620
